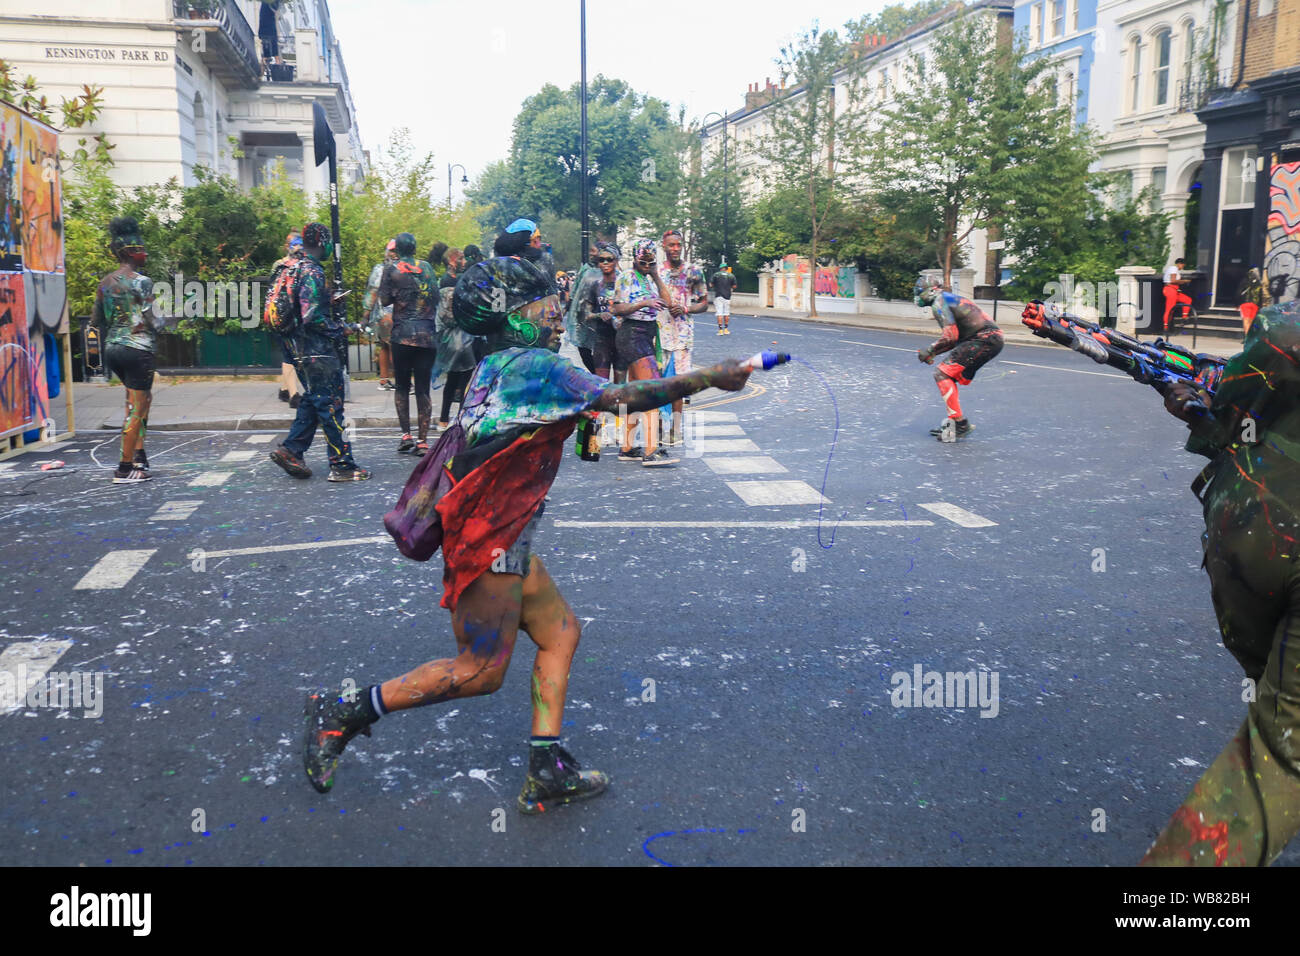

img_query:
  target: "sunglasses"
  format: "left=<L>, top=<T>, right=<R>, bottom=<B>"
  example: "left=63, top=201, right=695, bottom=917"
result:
left=596, top=256, right=616, bottom=263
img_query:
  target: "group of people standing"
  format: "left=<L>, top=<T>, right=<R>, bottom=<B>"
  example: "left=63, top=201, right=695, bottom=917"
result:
left=566, top=229, right=740, bottom=466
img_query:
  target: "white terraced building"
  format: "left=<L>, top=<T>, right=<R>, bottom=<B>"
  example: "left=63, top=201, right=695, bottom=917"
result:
left=0, top=0, right=367, bottom=195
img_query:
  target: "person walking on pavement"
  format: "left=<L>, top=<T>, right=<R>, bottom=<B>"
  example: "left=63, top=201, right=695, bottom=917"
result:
left=363, top=239, right=397, bottom=391
left=712, top=264, right=737, bottom=335
left=612, top=238, right=674, bottom=466
left=302, top=254, right=753, bottom=811
left=97, top=217, right=162, bottom=483
left=914, top=278, right=1004, bottom=441
left=274, top=231, right=305, bottom=408
left=657, top=229, right=707, bottom=446
left=381, top=232, right=440, bottom=456
left=1236, top=267, right=1269, bottom=335
left=269, top=222, right=371, bottom=481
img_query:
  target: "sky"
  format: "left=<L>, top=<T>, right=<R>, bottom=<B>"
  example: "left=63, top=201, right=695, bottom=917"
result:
left=328, top=0, right=889, bottom=204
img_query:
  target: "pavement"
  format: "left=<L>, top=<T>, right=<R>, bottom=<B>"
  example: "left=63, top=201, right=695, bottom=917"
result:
left=3, top=315, right=1292, bottom=867
left=58, top=308, right=1246, bottom=435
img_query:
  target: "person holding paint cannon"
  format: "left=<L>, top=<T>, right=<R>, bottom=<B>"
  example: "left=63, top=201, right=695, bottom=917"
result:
left=302, top=255, right=783, bottom=813
left=914, top=277, right=1004, bottom=442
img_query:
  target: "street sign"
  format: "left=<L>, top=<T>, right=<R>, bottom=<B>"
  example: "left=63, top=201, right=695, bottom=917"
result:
left=988, top=240, right=1006, bottom=250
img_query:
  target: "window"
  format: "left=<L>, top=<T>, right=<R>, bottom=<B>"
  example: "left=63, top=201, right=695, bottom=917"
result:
left=1070, top=0, right=1079, bottom=32
left=1150, top=167, right=1167, bottom=210
left=1063, top=71, right=1076, bottom=110
left=1129, top=38, right=1143, bottom=112
left=1052, top=0, right=1066, bottom=38
left=1223, top=147, right=1258, bottom=206
left=1153, top=30, right=1171, bottom=106
left=1182, top=21, right=1197, bottom=88
left=1030, top=4, right=1042, bottom=46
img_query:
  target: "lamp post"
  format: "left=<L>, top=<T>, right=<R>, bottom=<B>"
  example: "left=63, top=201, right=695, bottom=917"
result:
left=700, top=111, right=729, bottom=267
left=447, top=163, right=468, bottom=206
left=579, top=0, right=590, bottom=259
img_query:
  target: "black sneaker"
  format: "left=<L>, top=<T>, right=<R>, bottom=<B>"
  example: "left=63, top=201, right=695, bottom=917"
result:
left=111, top=463, right=152, bottom=483
left=518, top=743, right=610, bottom=814
left=289, top=393, right=302, bottom=409
left=270, top=446, right=312, bottom=478
left=327, top=463, right=372, bottom=482
left=278, top=388, right=290, bottom=403
left=618, top=446, right=644, bottom=462
left=930, top=418, right=973, bottom=439
left=397, top=434, right=416, bottom=454
left=642, top=448, right=677, bottom=467
left=302, top=690, right=374, bottom=794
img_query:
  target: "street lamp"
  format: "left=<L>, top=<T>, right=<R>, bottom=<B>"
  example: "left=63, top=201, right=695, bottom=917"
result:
left=447, top=163, right=468, bottom=206
left=700, top=111, right=729, bottom=268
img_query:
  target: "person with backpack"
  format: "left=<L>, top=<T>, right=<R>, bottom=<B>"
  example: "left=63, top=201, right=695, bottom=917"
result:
left=266, top=222, right=371, bottom=481
left=380, top=232, right=440, bottom=455
left=97, top=216, right=163, bottom=483
left=302, top=255, right=753, bottom=812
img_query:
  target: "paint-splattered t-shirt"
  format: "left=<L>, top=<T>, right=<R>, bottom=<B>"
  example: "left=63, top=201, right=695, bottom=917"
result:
left=658, top=261, right=706, bottom=351
left=613, top=269, right=661, bottom=329
left=98, top=271, right=159, bottom=352
left=380, top=256, right=439, bottom=349
left=457, top=348, right=609, bottom=449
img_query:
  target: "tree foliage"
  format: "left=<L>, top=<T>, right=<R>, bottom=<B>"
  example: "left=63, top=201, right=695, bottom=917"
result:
left=752, top=24, right=870, bottom=314
left=845, top=0, right=961, bottom=44
left=862, top=15, right=1096, bottom=286
left=684, top=140, right=751, bottom=272
left=469, top=76, right=686, bottom=242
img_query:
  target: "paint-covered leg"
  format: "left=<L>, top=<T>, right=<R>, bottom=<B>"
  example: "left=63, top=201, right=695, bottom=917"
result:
left=517, top=556, right=607, bottom=814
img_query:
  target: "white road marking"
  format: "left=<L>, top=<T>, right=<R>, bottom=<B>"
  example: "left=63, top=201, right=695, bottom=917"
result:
left=0, top=462, right=17, bottom=472
left=917, top=502, right=998, bottom=528
left=839, top=340, right=921, bottom=353
left=189, top=471, right=234, bottom=487
left=149, top=500, right=203, bottom=521
left=690, top=438, right=762, bottom=454
left=554, top=519, right=932, bottom=528
left=243, top=434, right=276, bottom=444
left=220, top=449, right=259, bottom=462
left=0, top=638, right=75, bottom=715
left=1000, top=360, right=1126, bottom=378
left=704, top=456, right=789, bottom=475
left=201, top=535, right=388, bottom=559
left=685, top=411, right=738, bottom=422
left=74, top=549, right=156, bottom=590
left=746, top=328, right=803, bottom=336
left=691, top=424, right=746, bottom=437
left=726, top=480, right=829, bottom=506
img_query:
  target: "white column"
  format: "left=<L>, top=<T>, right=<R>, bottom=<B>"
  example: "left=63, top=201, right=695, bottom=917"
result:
left=1115, top=265, right=1156, bottom=335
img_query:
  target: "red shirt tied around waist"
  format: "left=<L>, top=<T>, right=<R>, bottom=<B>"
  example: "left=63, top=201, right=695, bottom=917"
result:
left=1162, top=259, right=1193, bottom=332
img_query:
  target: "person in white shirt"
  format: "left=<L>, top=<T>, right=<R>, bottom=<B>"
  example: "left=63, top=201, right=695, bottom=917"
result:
left=1162, top=258, right=1192, bottom=333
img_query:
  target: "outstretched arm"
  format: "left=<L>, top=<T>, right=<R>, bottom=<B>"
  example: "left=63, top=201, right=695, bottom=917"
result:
left=590, top=359, right=750, bottom=413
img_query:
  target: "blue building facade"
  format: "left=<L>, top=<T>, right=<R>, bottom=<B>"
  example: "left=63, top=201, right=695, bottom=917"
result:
left=1013, top=0, right=1098, bottom=127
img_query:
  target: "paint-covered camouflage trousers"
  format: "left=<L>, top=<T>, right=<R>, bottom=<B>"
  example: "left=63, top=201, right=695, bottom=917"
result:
left=1142, top=447, right=1300, bottom=865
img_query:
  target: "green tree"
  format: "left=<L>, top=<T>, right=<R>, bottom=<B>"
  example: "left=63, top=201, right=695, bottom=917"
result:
left=684, top=139, right=750, bottom=271
left=751, top=24, right=869, bottom=315
left=845, top=0, right=960, bottom=43
left=862, top=14, right=1096, bottom=287
left=481, top=76, right=685, bottom=241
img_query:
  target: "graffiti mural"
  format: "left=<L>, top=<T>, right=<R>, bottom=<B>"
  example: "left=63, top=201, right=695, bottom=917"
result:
left=0, top=101, right=64, bottom=441
left=0, top=108, right=20, bottom=272
left=814, top=265, right=857, bottom=298
left=1265, top=160, right=1300, bottom=303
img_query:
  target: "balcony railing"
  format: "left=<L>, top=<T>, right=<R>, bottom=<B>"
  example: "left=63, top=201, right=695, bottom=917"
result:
left=173, top=0, right=260, bottom=86
left=1176, top=71, right=1230, bottom=113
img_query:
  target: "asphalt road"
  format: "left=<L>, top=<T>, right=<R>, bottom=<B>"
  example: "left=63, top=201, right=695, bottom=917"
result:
left=3, top=314, right=1286, bottom=867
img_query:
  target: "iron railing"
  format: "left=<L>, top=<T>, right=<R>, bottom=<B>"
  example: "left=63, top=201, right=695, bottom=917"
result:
left=173, top=0, right=260, bottom=82
left=1176, top=71, right=1230, bottom=113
